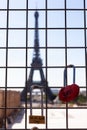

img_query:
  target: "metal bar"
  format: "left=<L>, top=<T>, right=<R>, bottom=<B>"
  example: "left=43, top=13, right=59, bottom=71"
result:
left=64, top=65, right=76, bottom=86
left=30, top=87, right=32, bottom=116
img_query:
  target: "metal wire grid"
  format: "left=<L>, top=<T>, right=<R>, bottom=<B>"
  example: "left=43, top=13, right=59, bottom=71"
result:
left=0, top=0, right=87, bottom=129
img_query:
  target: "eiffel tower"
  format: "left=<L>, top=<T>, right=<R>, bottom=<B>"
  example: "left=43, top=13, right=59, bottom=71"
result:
left=21, top=10, right=56, bottom=101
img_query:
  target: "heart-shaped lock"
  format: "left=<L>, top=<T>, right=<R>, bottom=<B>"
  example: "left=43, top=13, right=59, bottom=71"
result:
left=59, top=65, right=80, bottom=102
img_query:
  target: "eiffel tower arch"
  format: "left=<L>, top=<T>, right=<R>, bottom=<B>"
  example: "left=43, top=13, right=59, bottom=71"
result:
left=21, top=10, right=56, bottom=101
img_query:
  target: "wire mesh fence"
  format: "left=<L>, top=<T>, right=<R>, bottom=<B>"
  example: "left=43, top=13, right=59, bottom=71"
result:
left=0, top=0, right=87, bottom=129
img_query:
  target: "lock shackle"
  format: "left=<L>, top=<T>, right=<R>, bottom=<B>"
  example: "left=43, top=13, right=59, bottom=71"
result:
left=64, top=64, right=76, bottom=86
left=30, top=85, right=44, bottom=116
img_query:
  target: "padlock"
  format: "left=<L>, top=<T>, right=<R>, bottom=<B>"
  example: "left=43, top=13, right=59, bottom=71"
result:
left=29, top=85, right=45, bottom=124
left=59, top=64, right=79, bottom=102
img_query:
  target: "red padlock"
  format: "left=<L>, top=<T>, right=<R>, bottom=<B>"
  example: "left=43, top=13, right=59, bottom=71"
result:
left=59, top=65, right=80, bottom=102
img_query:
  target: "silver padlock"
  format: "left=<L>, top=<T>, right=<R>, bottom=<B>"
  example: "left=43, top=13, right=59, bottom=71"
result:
left=29, top=85, right=45, bottom=124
